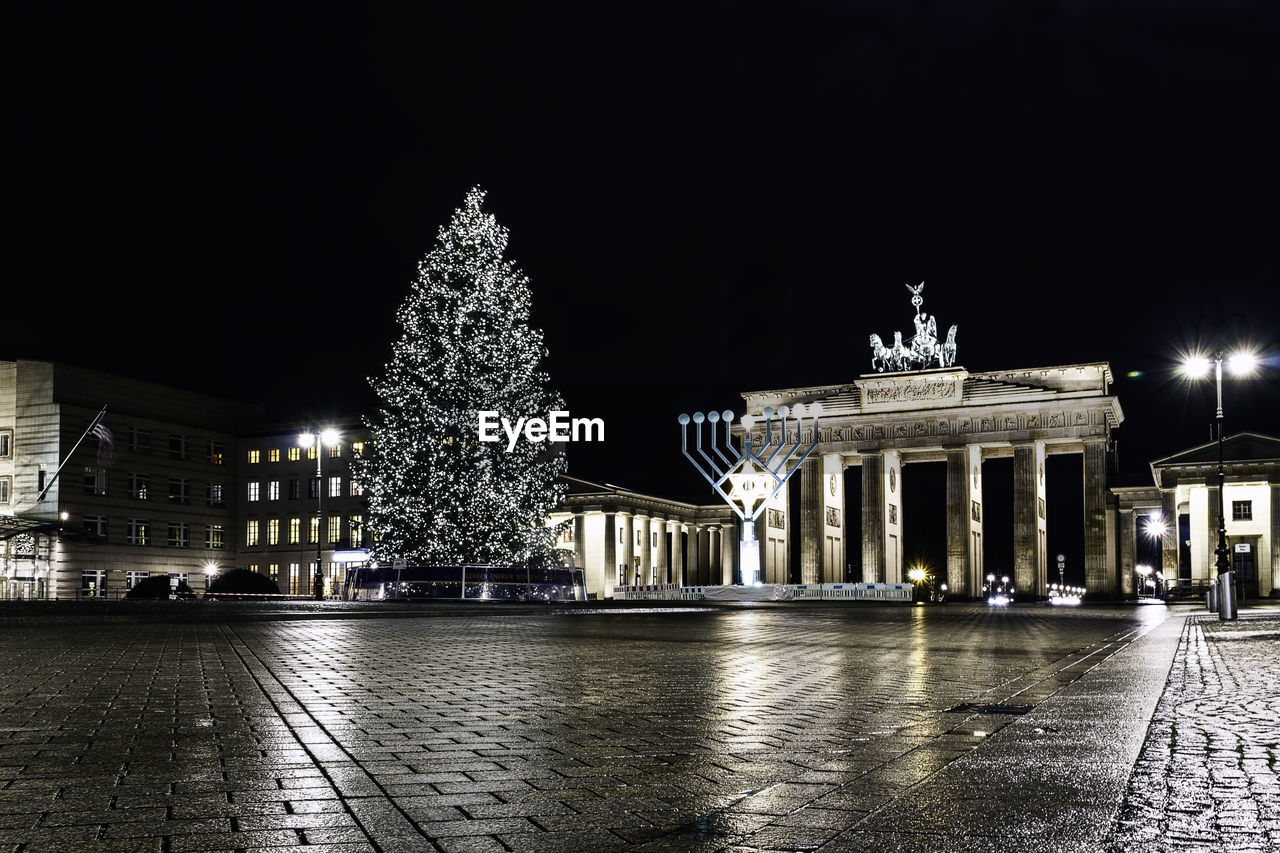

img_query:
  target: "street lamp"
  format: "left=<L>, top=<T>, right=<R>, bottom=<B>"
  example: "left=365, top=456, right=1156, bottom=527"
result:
left=1181, top=349, right=1257, bottom=621
left=299, top=428, right=340, bottom=600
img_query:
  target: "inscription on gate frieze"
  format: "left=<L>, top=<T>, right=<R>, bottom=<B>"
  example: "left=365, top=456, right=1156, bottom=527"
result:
left=856, top=370, right=967, bottom=413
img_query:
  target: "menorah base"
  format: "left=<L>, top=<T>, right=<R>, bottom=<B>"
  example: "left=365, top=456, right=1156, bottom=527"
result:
left=741, top=538, right=760, bottom=586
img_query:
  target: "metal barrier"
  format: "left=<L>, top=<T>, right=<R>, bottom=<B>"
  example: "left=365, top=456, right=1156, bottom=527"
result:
left=612, top=583, right=912, bottom=602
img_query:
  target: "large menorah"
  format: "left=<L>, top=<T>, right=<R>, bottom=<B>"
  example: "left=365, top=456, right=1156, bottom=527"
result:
left=678, top=403, right=823, bottom=585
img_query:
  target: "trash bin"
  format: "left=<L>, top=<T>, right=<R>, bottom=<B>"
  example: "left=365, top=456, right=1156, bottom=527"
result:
left=1218, top=571, right=1237, bottom=621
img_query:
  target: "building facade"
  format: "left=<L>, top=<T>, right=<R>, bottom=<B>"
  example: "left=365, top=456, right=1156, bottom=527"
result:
left=1113, top=433, right=1279, bottom=599
left=547, top=476, right=739, bottom=600
left=236, top=423, right=371, bottom=596
left=1, top=360, right=261, bottom=598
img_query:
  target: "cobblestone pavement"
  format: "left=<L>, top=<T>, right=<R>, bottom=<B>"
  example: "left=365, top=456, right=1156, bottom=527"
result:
left=1104, top=612, right=1280, bottom=853
left=0, top=603, right=1179, bottom=851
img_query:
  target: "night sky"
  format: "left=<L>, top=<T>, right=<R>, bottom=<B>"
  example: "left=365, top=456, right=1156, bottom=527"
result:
left=10, top=2, right=1278, bottom=578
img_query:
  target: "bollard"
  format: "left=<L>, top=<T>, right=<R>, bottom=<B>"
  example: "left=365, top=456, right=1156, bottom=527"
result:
left=1218, top=570, right=1237, bottom=621
left=1207, top=583, right=1218, bottom=612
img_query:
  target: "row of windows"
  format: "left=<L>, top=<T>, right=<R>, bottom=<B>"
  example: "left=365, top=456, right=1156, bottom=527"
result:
left=81, top=469, right=228, bottom=506
left=246, top=441, right=364, bottom=464
left=127, top=427, right=226, bottom=464
left=247, top=477, right=361, bottom=501
left=83, top=515, right=226, bottom=549
left=245, top=563, right=342, bottom=596
left=244, top=515, right=364, bottom=548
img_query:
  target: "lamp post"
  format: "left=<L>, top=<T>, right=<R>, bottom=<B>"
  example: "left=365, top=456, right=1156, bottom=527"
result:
left=299, top=428, right=340, bottom=601
left=1182, top=350, right=1257, bottom=621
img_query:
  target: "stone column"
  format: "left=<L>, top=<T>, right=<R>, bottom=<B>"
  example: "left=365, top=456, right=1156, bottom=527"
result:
left=1268, top=484, right=1280, bottom=597
left=1013, top=441, right=1047, bottom=597
left=1205, top=485, right=1220, bottom=581
left=671, top=523, right=685, bottom=585
left=1160, top=490, right=1179, bottom=581
left=1118, top=508, right=1136, bottom=597
left=800, top=456, right=822, bottom=584
left=861, top=453, right=885, bottom=583
left=638, top=514, right=651, bottom=584
left=654, top=517, right=668, bottom=583
left=573, top=513, right=586, bottom=570
left=708, top=526, right=720, bottom=585
left=945, top=445, right=983, bottom=597
left=618, top=512, right=634, bottom=586
left=604, top=512, right=617, bottom=597
left=1082, top=439, right=1111, bottom=596
left=688, top=525, right=702, bottom=586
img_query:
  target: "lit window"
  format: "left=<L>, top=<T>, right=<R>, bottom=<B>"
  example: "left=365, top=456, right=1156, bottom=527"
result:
left=327, top=516, right=341, bottom=544
left=268, top=448, right=280, bottom=463
left=247, top=482, right=260, bottom=502
left=268, top=481, right=280, bottom=501
left=351, top=441, right=365, bottom=457
left=206, top=524, right=225, bottom=549
left=561, top=526, right=574, bottom=543
left=268, top=564, right=280, bottom=584
left=247, top=449, right=260, bottom=464
left=350, top=480, right=362, bottom=497
left=288, top=517, right=301, bottom=544
left=329, top=444, right=342, bottom=459
left=329, top=476, right=342, bottom=498
left=288, top=447, right=300, bottom=462
left=288, top=563, right=300, bottom=595
left=207, top=483, right=224, bottom=507
left=267, top=518, right=280, bottom=546
left=207, top=440, right=224, bottom=465
left=307, top=446, right=317, bottom=461
left=309, top=517, right=319, bottom=544
left=128, top=518, right=151, bottom=545
left=129, top=473, right=151, bottom=501
left=246, top=519, right=259, bottom=546
left=1232, top=500, right=1253, bottom=522
left=167, top=522, right=190, bottom=548
left=350, top=515, right=363, bottom=547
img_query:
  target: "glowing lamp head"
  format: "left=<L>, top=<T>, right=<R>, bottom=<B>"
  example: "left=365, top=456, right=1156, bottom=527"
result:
left=1227, top=350, right=1258, bottom=377
left=740, top=414, right=755, bottom=430
left=692, top=411, right=705, bottom=424
left=320, top=428, right=340, bottom=446
left=707, top=410, right=720, bottom=423
left=1181, top=355, right=1212, bottom=379
left=678, top=413, right=690, bottom=425
left=298, top=432, right=316, bottom=448
left=721, top=410, right=734, bottom=423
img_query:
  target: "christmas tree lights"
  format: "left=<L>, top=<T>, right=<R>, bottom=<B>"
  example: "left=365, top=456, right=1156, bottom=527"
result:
left=356, top=187, right=567, bottom=567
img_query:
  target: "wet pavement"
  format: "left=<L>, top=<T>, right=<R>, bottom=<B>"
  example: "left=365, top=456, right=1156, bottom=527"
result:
left=0, top=601, right=1273, bottom=851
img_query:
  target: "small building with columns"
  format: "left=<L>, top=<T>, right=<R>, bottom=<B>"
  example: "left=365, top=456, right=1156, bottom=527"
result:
left=1113, top=433, right=1279, bottom=599
left=737, top=363, right=1124, bottom=598
left=547, top=475, right=738, bottom=599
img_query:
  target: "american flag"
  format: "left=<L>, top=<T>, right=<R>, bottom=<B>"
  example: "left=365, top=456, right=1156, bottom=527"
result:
left=91, top=413, right=114, bottom=465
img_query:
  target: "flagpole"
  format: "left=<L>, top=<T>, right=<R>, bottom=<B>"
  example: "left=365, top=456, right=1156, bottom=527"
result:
left=36, top=405, right=108, bottom=504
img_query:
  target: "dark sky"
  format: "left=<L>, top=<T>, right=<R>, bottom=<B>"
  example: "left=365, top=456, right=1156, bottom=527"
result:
left=11, top=0, right=1279, bottom=523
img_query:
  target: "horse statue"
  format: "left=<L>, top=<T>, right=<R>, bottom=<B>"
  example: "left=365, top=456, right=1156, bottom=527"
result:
left=890, top=331, right=910, bottom=371
left=941, top=324, right=958, bottom=367
left=869, top=333, right=889, bottom=371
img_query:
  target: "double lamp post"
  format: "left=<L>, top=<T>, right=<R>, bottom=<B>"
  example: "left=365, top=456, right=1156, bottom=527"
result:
left=1181, top=350, right=1257, bottom=621
left=299, top=428, right=339, bottom=601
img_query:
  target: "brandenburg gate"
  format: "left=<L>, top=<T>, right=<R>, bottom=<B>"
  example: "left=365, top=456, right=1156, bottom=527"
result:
left=737, top=285, right=1125, bottom=598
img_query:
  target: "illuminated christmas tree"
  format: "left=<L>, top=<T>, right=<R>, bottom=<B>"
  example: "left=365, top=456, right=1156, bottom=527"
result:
left=358, top=187, right=567, bottom=566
